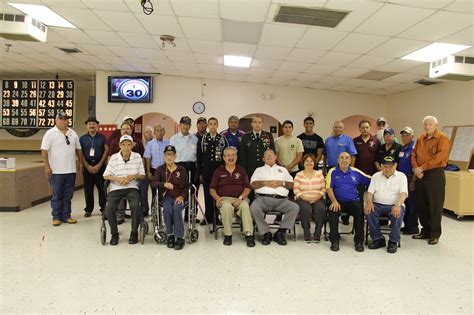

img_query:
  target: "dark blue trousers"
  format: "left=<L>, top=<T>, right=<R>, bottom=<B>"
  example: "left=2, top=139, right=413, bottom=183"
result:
left=49, top=173, right=76, bottom=221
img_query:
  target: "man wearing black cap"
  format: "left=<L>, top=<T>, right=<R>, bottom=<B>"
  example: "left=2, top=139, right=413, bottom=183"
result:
left=79, top=117, right=108, bottom=217
left=365, top=156, right=408, bottom=253
left=195, top=117, right=208, bottom=142
left=375, top=127, right=403, bottom=172
left=41, top=111, right=83, bottom=226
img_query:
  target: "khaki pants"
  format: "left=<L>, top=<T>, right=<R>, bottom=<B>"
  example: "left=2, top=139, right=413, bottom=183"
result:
left=218, top=197, right=253, bottom=236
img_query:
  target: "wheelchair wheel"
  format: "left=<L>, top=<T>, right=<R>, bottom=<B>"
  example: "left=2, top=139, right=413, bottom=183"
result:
left=154, top=231, right=167, bottom=244
left=100, top=225, right=107, bottom=245
left=190, top=229, right=199, bottom=243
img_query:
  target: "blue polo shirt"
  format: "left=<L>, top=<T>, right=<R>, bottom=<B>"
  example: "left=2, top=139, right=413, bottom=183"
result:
left=324, top=134, right=357, bottom=168
left=397, top=141, right=415, bottom=176
left=326, top=166, right=371, bottom=202
left=143, top=138, right=170, bottom=169
left=79, top=132, right=107, bottom=165
left=220, top=128, right=245, bottom=154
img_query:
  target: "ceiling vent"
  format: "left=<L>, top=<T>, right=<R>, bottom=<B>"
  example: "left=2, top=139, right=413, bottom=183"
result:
left=56, top=47, right=82, bottom=54
left=429, top=55, right=474, bottom=81
left=274, top=5, right=350, bottom=28
left=0, top=13, right=47, bottom=42
left=357, top=71, right=398, bottom=81
left=415, top=79, right=439, bottom=86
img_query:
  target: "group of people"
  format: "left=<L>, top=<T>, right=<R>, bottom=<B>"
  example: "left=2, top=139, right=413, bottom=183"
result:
left=41, top=111, right=450, bottom=252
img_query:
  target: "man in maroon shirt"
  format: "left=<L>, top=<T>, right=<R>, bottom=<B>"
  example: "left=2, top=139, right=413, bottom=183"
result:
left=210, top=146, right=255, bottom=247
left=354, top=120, right=380, bottom=176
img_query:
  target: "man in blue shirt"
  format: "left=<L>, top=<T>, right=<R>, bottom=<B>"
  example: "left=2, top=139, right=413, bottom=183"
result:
left=220, top=115, right=245, bottom=155
left=326, top=152, right=371, bottom=252
left=144, top=124, right=170, bottom=204
left=323, top=121, right=357, bottom=173
left=397, top=127, right=419, bottom=235
left=80, top=117, right=108, bottom=217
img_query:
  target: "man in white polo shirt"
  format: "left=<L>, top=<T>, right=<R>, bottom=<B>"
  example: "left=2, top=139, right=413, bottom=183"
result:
left=103, top=135, right=146, bottom=245
left=250, top=149, right=299, bottom=246
left=41, top=111, right=83, bottom=226
left=364, top=156, right=408, bottom=253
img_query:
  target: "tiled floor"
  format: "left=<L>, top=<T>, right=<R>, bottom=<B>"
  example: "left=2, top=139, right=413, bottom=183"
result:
left=1, top=189, right=473, bottom=313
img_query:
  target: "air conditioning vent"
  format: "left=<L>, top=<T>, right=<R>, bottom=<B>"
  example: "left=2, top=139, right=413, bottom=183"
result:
left=274, top=5, right=350, bottom=28
left=57, top=47, right=82, bottom=54
left=415, top=79, right=439, bottom=86
left=0, top=14, right=47, bottom=42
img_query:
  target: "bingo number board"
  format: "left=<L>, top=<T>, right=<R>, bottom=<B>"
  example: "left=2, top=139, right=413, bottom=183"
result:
left=1, top=79, right=74, bottom=128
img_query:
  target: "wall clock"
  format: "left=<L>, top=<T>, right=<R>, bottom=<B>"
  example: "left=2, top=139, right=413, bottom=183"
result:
left=193, top=101, right=205, bottom=114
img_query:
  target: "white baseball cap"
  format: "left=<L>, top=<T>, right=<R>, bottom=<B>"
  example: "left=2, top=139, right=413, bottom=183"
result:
left=122, top=115, right=135, bottom=122
left=120, top=135, right=134, bottom=143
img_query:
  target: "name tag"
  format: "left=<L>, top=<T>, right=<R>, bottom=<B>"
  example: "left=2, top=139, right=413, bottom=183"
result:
left=89, top=148, right=95, bottom=157
left=399, top=152, right=404, bottom=158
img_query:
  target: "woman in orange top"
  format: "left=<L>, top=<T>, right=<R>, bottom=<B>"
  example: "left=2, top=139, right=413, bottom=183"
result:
left=293, top=154, right=327, bottom=242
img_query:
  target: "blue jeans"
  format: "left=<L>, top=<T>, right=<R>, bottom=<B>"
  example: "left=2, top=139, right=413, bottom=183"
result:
left=367, top=203, right=405, bottom=243
left=49, top=173, right=76, bottom=221
left=162, top=196, right=186, bottom=238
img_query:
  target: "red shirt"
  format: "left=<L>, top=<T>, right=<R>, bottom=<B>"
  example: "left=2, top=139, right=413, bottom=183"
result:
left=210, top=165, right=251, bottom=198
left=108, top=135, right=145, bottom=157
left=353, top=135, right=380, bottom=175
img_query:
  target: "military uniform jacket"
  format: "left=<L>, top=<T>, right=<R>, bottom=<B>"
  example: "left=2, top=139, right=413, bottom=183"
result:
left=197, top=132, right=229, bottom=179
left=239, top=131, right=275, bottom=177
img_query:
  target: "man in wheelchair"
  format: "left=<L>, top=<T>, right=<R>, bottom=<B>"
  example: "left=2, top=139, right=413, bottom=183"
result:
left=103, top=135, right=146, bottom=245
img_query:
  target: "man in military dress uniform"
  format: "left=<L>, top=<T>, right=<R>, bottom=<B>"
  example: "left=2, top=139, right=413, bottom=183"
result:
left=239, top=115, right=275, bottom=199
left=197, top=117, right=229, bottom=225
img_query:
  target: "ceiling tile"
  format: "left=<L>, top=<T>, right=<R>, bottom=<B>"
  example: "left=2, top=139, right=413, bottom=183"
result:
left=170, top=0, right=219, bottom=18
left=355, top=4, right=434, bottom=36
left=194, top=53, right=223, bottom=64
left=444, top=0, right=474, bottom=14
left=198, top=64, right=224, bottom=73
left=134, top=14, right=184, bottom=36
left=324, top=0, right=383, bottom=32
left=53, top=29, right=99, bottom=44
left=153, top=37, right=191, bottom=51
left=332, top=33, right=389, bottom=54
left=224, top=74, right=248, bottom=81
left=248, top=67, right=274, bottom=77
left=332, top=67, right=369, bottom=78
left=272, top=71, right=300, bottom=79
left=278, top=61, right=311, bottom=72
left=179, top=17, right=222, bottom=41
left=376, top=59, right=425, bottom=73
left=82, top=0, right=130, bottom=11
left=174, top=62, right=200, bottom=72
left=135, top=49, right=168, bottom=60
left=42, top=0, right=87, bottom=8
left=349, top=55, right=394, bottom=69
left=164, top=51, right=196, bottom=62
left=440, top=26, right=474, bottom=46
left=259, top=24, right=306, bottom=47
left=296, top=73, right=325, bottom=82
left=254, top=46, right=292, bottom=60
left=285, top=48, right=326, bottom=63
left=305, top=64, right=341, bottom=75
left=93, top=10, right=146, bottom=32
left=187, top=40, right=222, bottom=54
left=297, top=28, right=348, bottom=50
left=51, top=7, right=111, bottom=31
left=124, top=0, right=174, bottom=15
left=317, top=51, right=361, bottom=66
left=367, top=38, right=430, bottom=58
left=399, top=11, right=474, bottom=41
left=119, top=33, right=160, bottom=49
left=222, top=20, right=263, bottom=44
left=77, top=44, right=117, bottom=57
left=223, top=42, right=256, bottom=56
left=321, top=75, right=349, bottom=84
left=84, top=30, right=129, bottom=47
left=106, top=46, right=141, bottom=58
left=389, top=0, right=453, bottom=9
left=251, top=58, right=282, bottom=69
left=405, top=64, right=430, bottom=75
left=220, top=0, right=271, bottom=22
left=289, top=80, right=313, bottom=88
left=97, top=56, right=128, bottom=65
left=224, top=67, right=250, bottom=75
left=45, top=29, right=70, bottom=43
left=382, top=73, right=426, bottom=83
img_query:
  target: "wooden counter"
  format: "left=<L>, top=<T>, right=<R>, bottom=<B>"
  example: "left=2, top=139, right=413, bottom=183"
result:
left=444, top=171, right=474, bottom=219
left=0, top=154, right=83, bottom=212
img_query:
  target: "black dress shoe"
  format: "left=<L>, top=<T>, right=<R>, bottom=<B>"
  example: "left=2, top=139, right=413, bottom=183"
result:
left=273, top=231, right=287, bottom=246
left=174, top=237, right=185, bottom=250
left=129, top=232, right=138, bottom=244
left=110, top=233, right=119, bottom=246
left=246, top=235, right=256, bottom=248
left=261, top=232, right=272, bottom=245
left=84, top=212, right=92, bottom=218
left=428, top=238, right=439, bottom=245
left=200, top=220, right=207, bottom=226
left=330, top=242, right=339, bottom=251
left=223, top=235, right=232, bottom=246
left=355, top=242, right=364, bottom=252
left=125, top=214, right=131, bottom=218
left=117, top=219, right=124, bottom=225
left=387, top=241, right=398, bottom=253
left=167, top=235, right=175, bottom=248
left=412, top=233, right=429, bottom=239
left=341, top=216, right=350, bottom=225
left=368, top=239, right=386, bottom=250
left=402, top=229, right=419, bottom=235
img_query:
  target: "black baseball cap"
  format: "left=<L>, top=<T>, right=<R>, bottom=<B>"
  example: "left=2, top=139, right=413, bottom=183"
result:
left=164, top=145, right=176, bottom=153
left=85, top=117, right=99, bottom=124
left=180, top=116, right=191, bottom=125
left=56, top=111, right=68, bottom=119
left=381, top=156, right=396, bottom=165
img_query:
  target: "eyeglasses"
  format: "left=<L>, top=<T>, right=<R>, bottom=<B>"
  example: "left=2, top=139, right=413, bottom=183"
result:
left=65, top=135, right=70, bottom=145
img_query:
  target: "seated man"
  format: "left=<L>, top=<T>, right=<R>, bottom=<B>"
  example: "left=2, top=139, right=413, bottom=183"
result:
left=250, top=149, right=299, bottom=246
left=210, top=146, right=254, bottom=247
left=364, top=156, right=408, bottom=253
left=326, top=152, right=371, bottom=252
left=103, top=135, right=146, bottom=245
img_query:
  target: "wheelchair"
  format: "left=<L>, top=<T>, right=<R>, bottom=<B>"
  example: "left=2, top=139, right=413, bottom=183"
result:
left=150, top=194, right=167, bottom=244
left=100, top=180, right=149, bottom=245
left=185, top=183, right=200, bottom=244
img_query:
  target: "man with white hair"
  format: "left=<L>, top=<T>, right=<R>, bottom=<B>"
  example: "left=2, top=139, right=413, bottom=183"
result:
left=411, top=116, right=450, bottom=245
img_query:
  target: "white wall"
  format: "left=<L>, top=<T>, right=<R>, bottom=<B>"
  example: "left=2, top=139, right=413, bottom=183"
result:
left=96, top=70, right=387, bottom=138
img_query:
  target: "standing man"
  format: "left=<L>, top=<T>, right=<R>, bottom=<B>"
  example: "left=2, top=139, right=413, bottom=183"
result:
left=275, top=120, right=304, bottom=177
left=397, top=127, right=418, bottom=235
left=170, top=116, right=199, bottom=223
left=376, top=117, right=388, bottom=144
left=41, top=111, right=83, bottom=226
left=323, top=121, right=357, bottom=174
left=79, top=117, right=108, bottom=218
left=239, top=114, right=275, bottom=179
left=297, top=116, right=324, bottom=169
left=375, top=128, right=403, bottom=171
left=106, top=115, right=135, bottom=148
left=195, top=117, right=207, bottom=142
left=220, top=115, right=245, bottom=155
left=197, top=117, right=229, bottom=225
left=411, top=116, right=450, bottom=245
left=143, top=125, right=154, bottom=146
left=353, top=120, right=380, bottom=176
left=144, top=124, right=169, bottom=204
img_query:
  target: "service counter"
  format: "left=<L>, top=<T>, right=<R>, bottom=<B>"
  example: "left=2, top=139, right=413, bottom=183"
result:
left=0, top=154, right=83, bottom=212
left=444, top=171, right=474, bottom=219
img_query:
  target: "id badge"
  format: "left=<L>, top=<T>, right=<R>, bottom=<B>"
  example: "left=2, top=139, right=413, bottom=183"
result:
left=89, top=148, right=95, bottom=157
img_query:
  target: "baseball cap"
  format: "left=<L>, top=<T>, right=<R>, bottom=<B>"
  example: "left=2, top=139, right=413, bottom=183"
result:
left=164, top=145, right=176, bottom=153
left=400, top=126, right=414, bottom=135
left=383, top=127, right=395, bottom=135
left=56, top=111, right=68, bottom=119
left=180, top=116, right=191, bottom=125
left=377, top=117, right=387, bottom=124
left=119, top=135, right=134, bottom=143
left=123, top=115, right=135, bottom=122
left=381, top=156, right=396, bottom=165
left=85, top=117, right=99, bottom=125
left=197, top=117, right=207, bottom=124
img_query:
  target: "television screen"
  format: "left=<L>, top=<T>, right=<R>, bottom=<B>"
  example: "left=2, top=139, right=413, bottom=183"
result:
left=108, top=76, right=153, bottom=103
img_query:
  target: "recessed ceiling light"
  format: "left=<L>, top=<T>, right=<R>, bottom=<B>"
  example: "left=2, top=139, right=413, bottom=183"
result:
left=224, top=55, right=252, bottom=68
left=7, top=3, right=76, bottom=28
left=401, top=42, right=471, bottom=62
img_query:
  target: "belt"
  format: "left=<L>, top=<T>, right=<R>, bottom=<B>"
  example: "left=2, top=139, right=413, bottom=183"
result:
left=256, top=193, right=287, bottom=199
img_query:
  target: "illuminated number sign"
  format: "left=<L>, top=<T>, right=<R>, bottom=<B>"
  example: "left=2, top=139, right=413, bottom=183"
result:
left=1, top=79, right=74, bottom=128
left=118, top=79, right=149, bottom=102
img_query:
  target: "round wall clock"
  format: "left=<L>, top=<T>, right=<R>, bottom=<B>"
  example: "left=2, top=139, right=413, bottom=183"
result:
left=193, top=101, right=205, bottom=114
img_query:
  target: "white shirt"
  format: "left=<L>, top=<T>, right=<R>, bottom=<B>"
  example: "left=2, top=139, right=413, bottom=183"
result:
left=40, top=126, right=81, bottom=174
left=103, top=151, right=145, bottom=192
left=169, top=132, right=198, bottom=163
left=368, top=170, right=408, bottom=206
left=250, top=164, right=294, bottom=197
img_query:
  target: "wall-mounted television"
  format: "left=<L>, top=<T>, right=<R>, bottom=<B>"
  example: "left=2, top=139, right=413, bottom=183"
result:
left=108, top=76, right=153, bottom=103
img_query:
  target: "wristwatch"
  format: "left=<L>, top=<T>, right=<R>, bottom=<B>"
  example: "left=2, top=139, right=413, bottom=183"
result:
left=238, top=196, right=244, bottom=201
left=394, top=203, right=401, bottom=206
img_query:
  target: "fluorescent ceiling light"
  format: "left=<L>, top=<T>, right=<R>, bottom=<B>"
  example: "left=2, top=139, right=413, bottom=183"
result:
left=224, top=55, right=252, bottom=68
left=402, top=42, right=471, bottom=62
left=7, top=3, right=76, bottom=28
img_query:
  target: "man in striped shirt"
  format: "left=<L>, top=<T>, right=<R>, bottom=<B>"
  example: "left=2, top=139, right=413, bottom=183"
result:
left=103, top=135, right=146, bottom=246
